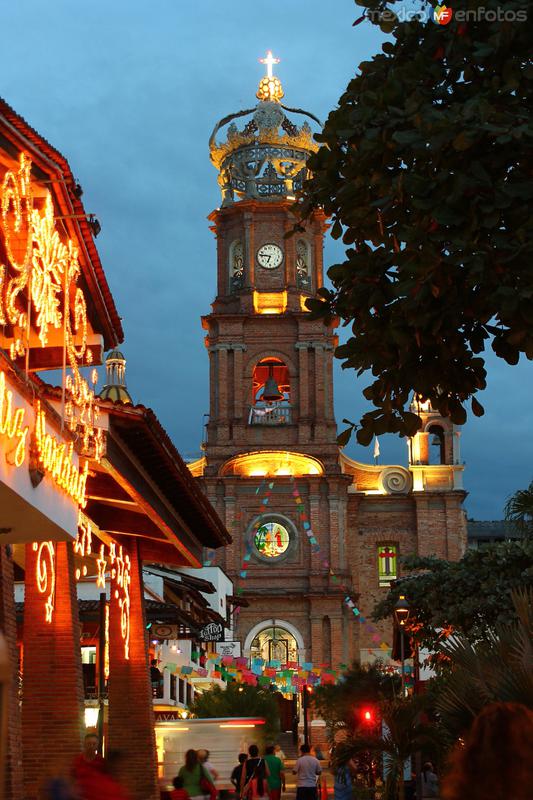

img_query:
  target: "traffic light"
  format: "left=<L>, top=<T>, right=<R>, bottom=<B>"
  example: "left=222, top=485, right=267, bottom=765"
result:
left=357, top=705, right=379, bottom=730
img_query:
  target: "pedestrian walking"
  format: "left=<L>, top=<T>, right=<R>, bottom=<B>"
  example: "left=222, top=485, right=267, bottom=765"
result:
left=76, top=750, right=130, bottom=800
left=231, top=754, right=248, bottom=796
left=241, top=744, right=269, bottom=800
left=274, top=744, right=285, bottom=763
left=198, top=749, right=220, bottom=782
left=264, top=745, right=285, bottom=800
left=293, top=744, right=321, bottom=800
left=72, top=733, right=105, bottom=798
left=179, top=749, right=213, bottom=800
left=421, top=762, right=439, bottom=799
left=333, top=759, right=356, bottom=800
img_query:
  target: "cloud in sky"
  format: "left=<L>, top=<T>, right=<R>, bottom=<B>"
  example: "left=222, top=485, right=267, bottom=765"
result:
left=2, top=0, right=531, bottom=519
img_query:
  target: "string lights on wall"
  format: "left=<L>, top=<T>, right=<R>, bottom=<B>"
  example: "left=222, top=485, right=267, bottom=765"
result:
left=32, top=540, right=55, bottom=623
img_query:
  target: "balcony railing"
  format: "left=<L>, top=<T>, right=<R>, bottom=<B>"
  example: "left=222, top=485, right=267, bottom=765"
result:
left=248, top=403, right=292, bottom=426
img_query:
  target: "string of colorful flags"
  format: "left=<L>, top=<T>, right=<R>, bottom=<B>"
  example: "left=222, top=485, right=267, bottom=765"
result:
left=164, top=652, right=410, bottom=694
left=289, top=476, right=391, bottom=656
left=202, top=475, right=392, bottom=674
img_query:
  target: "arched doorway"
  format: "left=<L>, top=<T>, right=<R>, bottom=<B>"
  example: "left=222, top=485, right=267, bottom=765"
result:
left=250, top=624, right=299, bottom=664
left=245, top=620, right=304, bottom=733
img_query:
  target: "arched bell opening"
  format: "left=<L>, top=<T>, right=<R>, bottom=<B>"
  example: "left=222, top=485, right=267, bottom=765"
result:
left=249, top=357, right=291, bottom=425
left=428, top=424, right=446, bottom=465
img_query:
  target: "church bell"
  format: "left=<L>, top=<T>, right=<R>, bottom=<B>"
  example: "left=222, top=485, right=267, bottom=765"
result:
left=262, top=365, right=284, bottom=403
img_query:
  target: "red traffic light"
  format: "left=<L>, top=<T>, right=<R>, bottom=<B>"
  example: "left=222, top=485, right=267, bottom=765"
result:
left=360, top=707, right=376, bottom=724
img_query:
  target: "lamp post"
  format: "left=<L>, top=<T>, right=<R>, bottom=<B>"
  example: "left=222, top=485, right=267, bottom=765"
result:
left=394, top=595, right=410, bottom=697
left=302, top=685, right=312, bottom=747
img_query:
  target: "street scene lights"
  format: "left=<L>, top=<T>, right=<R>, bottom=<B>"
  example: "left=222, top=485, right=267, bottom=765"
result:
left=394, top=595, right=411, bottom=696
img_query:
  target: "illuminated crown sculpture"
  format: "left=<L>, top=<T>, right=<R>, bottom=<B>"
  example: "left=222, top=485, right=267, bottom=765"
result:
left=209, top=51, right=321, bottom=206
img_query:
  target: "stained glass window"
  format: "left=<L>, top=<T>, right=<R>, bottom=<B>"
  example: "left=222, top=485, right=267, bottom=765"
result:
left=377, top=544, right=398, bottom=586
left=254, top=521, right=290, bottom=558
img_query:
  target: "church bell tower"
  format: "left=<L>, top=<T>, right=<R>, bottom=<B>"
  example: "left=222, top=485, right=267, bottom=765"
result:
left=203, top=55, right=339, bottom=475
left=197, top=55, right=354, bottom=670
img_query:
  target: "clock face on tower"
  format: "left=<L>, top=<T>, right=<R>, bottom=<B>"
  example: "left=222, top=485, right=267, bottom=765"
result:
left=257, top=243, right=283, bottom=269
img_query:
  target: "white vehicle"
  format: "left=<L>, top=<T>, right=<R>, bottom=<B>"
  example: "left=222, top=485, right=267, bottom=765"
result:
left=156, top=717, right=266, bottom=792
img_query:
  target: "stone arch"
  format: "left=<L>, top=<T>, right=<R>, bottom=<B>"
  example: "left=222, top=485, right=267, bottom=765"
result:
left=243, top=618, right=305, bottom=658
left=243, top=349, right=297, bottom=381
left=427, top=423, right=446, bottom=465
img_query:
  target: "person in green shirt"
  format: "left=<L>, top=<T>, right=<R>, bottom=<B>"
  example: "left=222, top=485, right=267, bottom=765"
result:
left=264, top=745, right=286, bottom=800
left=178, top=749, right=212, bottom=799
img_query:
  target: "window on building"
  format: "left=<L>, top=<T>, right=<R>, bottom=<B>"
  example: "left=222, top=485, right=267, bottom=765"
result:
left=377, top=544, right=398, bottom=586
left=254, top=520, right=291, bottom=558
left=229, top=239, right=244, bottom=292
left=81, top=646, right=97, bottom=664
left=296, top=239, right=311, bottom=290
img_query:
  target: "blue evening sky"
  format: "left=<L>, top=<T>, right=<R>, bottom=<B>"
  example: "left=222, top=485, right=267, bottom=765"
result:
left=3, top=0, right=531, bottom=519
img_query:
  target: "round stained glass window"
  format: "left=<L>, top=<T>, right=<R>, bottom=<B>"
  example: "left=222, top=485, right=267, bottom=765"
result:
left=254, top=521, right=290, bottom=558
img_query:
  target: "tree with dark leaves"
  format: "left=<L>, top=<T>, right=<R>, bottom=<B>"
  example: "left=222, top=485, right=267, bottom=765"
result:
left=372, top=540, right=533, bottom=656
left=300, top=0, right=533, bottom=444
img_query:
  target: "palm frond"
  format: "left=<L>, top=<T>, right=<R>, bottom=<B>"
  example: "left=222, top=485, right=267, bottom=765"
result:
left=437, top=588, right=533, bottom=737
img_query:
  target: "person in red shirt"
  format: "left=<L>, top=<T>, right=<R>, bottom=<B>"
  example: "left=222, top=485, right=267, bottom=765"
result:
left=72, top=733, right=105, bottom=787
left=171, top=775, right=190, bottom=800
left=77, top=750, right=130, bottom=800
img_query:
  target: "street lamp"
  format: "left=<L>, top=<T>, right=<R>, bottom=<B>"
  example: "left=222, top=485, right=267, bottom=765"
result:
left=394, top=595, right=410, bottom=696
left=302, top=685, right=313, bottom=747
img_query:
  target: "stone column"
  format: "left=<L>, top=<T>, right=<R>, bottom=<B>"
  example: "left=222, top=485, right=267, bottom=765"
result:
left=22, top=541, right=84, bottom=799
left=218, top=347, right=229, bottom=428
left=0, top=546, right=23, bottom=800
left=330, top=616, right=344, bottom=669
left=310, top=617, right=323, bottom=665
left=224, top=495, right=237, bottom=576
left=108, top=541, right=158, bottom=800
left=233, top=346, right=245, bottom=420
left=244, top=213, right=254, bottom=289
left=296, top=344, right=309, bottom=440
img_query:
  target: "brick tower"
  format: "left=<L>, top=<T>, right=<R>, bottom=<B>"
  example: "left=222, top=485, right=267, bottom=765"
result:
left=192, top=54, right=467, bottom=675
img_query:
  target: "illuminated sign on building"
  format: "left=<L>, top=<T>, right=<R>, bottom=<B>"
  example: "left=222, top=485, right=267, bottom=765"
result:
left=0, top=152, right=104, bottom=462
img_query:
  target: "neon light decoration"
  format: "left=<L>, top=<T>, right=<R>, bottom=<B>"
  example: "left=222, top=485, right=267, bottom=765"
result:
left=254, top=521, right=290, bottom=558
left=96, top=544, right=107, bottom=589
left=74, top=513, right=93, bottom=557
left=0, top=153, right=104, bottom=461
left=33, top=401, right=89, bottom=506
left=104, top=601, right=110, bottom=680
left=32, top=541, right=55, bottom=623
left=0, top=370, right=29, bottom=467
left=110, top=543, right=131, bottom=660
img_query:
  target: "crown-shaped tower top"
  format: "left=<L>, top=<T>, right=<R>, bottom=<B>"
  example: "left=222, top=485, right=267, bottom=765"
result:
left=209, top=52, right=321, bottom=206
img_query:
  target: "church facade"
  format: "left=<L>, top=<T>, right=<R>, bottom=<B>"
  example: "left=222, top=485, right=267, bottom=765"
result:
left=190, top=60, right=467, bottom=672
